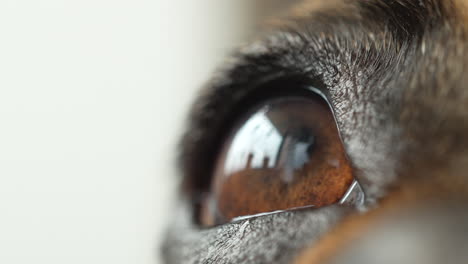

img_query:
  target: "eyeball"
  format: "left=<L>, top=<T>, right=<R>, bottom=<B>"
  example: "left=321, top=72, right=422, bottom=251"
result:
left=199, top=92, right=363, bottom=226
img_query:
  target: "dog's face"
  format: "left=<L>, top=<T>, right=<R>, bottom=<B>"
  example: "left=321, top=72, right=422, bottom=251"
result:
left=163, top=0, right=468, bottom=263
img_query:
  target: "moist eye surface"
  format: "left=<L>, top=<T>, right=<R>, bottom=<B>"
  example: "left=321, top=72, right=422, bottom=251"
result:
left=199, top=93, right=360, bottom=227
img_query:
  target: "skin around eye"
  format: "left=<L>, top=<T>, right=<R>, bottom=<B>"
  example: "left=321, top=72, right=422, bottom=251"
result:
left=199, top=95, right=355, bottom=226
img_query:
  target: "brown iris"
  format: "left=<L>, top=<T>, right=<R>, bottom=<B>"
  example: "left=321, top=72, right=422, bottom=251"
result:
left=200, top=95, right=356, bottom=226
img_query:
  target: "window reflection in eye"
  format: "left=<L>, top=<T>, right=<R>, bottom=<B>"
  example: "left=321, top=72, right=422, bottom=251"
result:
left=199, top=93, right=364, bottom=227
left=223, top=109, right=314, bottom=181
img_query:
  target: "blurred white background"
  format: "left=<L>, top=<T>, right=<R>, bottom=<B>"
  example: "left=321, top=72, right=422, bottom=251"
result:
left=0, top=0, right=251, bottom=263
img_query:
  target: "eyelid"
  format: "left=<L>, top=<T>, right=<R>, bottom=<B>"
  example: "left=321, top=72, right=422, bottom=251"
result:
left=226, top=180, right=365, bottom=224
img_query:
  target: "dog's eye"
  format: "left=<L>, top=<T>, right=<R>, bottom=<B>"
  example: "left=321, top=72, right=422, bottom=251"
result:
left=199, top=92, right=363, bottom=226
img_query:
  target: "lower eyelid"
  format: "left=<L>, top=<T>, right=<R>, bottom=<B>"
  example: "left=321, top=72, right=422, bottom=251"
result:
left=220, top=180, right=364, bottom=224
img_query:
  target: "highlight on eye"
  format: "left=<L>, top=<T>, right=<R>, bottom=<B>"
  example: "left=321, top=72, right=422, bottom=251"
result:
left=199, top=91, right=364, bottom=227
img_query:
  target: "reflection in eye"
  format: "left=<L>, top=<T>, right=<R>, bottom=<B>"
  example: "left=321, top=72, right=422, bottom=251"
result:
left=199, top=95, right=364, bottom=227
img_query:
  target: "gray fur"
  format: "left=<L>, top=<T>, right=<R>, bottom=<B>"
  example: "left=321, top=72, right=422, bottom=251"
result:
left=162, top=202, right=350, bottom=263
left=164, top=0, right=468, bottom=263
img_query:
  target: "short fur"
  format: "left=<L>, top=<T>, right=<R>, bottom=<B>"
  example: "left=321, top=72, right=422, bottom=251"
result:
left=163, top=0, right=468, bottom=263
